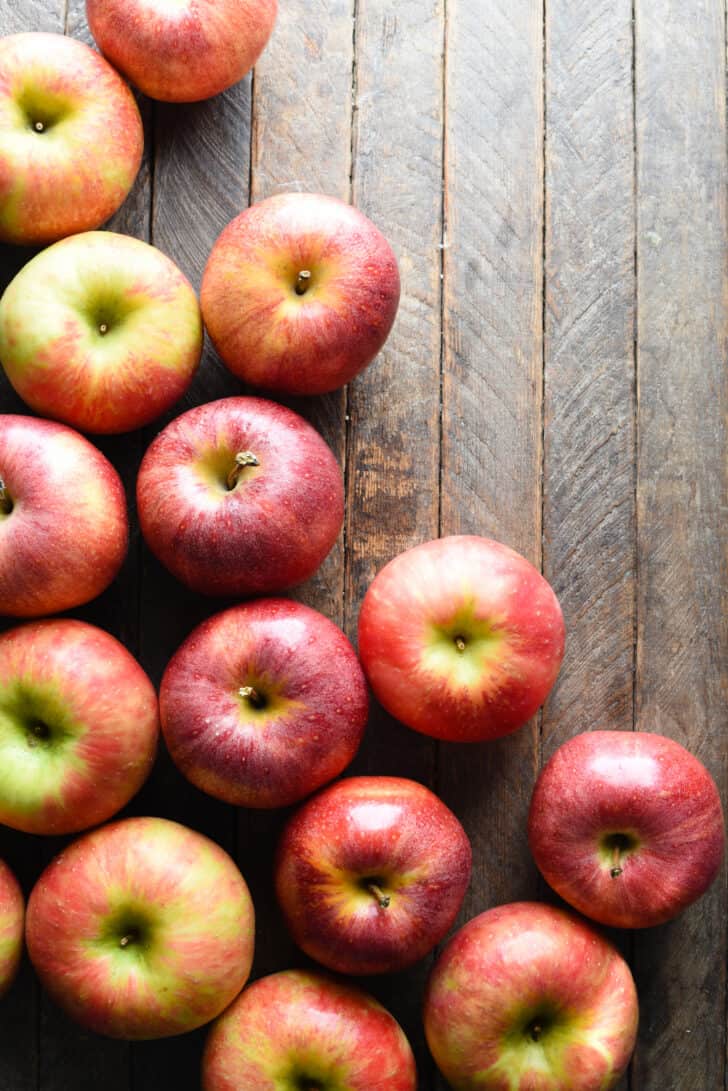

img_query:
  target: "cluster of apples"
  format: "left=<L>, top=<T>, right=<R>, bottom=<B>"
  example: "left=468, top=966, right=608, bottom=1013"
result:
left=0, top=4, right=726, bottom=1091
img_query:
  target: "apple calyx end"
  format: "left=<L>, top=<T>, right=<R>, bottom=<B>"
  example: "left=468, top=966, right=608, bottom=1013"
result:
left=295, top=269, right=312, bottom=296
left=226, top=451, right=260, bottom=490
left=367, top=882, right=391, bottom=909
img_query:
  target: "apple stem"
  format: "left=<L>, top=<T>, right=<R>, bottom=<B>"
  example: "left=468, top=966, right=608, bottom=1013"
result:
left=34, top=121, right=44, bottom=133
left=454, top=636, right=467, bottom=652
left=119, top=935, right=134, bottom=948
left=295, top=270, right=312, bottom=296
left=227, top=451, right=260, bottom=490
left=239, top=685, right=264, bottom=709
left=99, top=323, right=109, bottom=335
left=367, top=883, right=391, bottom=909
left=0, top=478, right=11, bottom=515
left=530, top=1023, right=543, bottom=1042
left=610, top=845, right=623, bottom=879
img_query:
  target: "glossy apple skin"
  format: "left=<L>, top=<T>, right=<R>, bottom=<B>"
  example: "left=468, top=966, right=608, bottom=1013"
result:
left=137, top=396, right=343, bottom=597
left=424, top=902, right=639, bottom=1091
left=0, top=415, right=128, bottom=617
left=358, top=535, right=565, bottom=742
left=528, top=730, right=725, bottom=929
left=0, top=232, right=203, bottom=434
left=0, top=619, right=158, bottom=835
left=0, top=33, right=142, bottom=245
left=202, top=969, right=417, bottom=1091
left=201, top=193, right=401, bottom=395
left=275, top=776, right=472, bottom=975
left=0, top=859, right=23, bottom=998
left=86, top=0, right=277, bottom=103
left=160, top=599, right=368, bottom=808
left=26, top=816, right=255, bottom=1039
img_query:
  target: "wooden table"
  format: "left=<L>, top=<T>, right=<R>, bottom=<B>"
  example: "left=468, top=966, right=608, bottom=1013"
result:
left=1, top=0, right=726, bottom=1088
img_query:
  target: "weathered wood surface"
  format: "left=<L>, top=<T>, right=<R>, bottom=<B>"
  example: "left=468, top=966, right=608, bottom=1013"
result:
left=1, top=0, right=728, bottom=1087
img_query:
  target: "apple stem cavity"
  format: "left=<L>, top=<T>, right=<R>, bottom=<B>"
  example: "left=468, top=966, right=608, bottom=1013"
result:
left=367, top=882, right=391, bottom=909
left=226, top=451, right=260, bottom=490
left=295, top=269, right=312, bottom=296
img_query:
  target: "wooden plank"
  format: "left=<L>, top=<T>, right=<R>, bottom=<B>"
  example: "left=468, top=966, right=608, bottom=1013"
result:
left=436, top=0, right=544, bottom=965
left=344, top=0, right=443, bottom=1071
left=633, top=0, right=728, bottom=1085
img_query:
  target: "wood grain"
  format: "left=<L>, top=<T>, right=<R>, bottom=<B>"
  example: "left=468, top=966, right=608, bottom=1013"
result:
left=633, top=0, right=728, bottom=1086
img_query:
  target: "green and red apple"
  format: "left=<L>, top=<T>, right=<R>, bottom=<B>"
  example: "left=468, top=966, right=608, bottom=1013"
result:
left=424, top=902, right=639, bottom=1090
left=86, top=0, right=277, bottom=103
left=26, top=816, right=255, bottom=1039
left=0, top=859, right=23, bottom=998
left=0, top=32, right=142, bottom=245
left=202, top=970, right=417, bottom=1090
left=201, top=193, right=400, bottom=395
left=0, top=232, right=203, bottom=434
left=0, top=415, right=128, bottom=617
left=358, top=535, right=565, bottom=742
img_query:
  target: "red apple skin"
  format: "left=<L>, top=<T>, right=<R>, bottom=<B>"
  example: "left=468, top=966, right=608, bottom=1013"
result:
left=274, top=776, right=472, bottom=976
left=528, top=730, right=726, bottom=929
left=0, top=232, right=203, bottom=434
left=202, top=970, right=417, bottom=1091
left=0, top=859, right=23, bottom=998
left=137, top=396, right=344, bottom=597
left=358, top=536, right=565, bottom=743
left=26, top=816, right=255, bottom=1039
left=424, top=902, right=639, bottom=1091
left=200, top=193, right=401, bottom=396
left=0, top=619, right=159, bottom=836
left=86, top=0, right=277, bottom=103
left=0, top=415, right=128, bottom=617
left=0, top=33, right=143, bottom=245
left=160, top=598, right=368, bottom=809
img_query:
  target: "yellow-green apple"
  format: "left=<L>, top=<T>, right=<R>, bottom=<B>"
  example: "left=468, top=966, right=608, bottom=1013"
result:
left=358, top=535, right=565, bottom=742
left=0, top=618, right=158, bottom=835
left=274, top=776, right=471, bottom=975
left=0, top=858, right=23, bottom=998
left=137, top=396, right=343, bottom=597
left=0, top=33, right=142, bottom=245
left=528, top=730, right=725, bottom=929
left=0, top=232, right=203, bottom=434
left=0, top=415, right=128, bottom=617
left=202, top=969, right=417, bottom=1091
left=424, top=902, right=639, bottom=1090
left=26, top=816, right=255, bottom=1039
left=200, top=193, right=400, bottom=395
left=160, top=598, right=368, bottom=808
left=86, top=0, right=277, bottom=103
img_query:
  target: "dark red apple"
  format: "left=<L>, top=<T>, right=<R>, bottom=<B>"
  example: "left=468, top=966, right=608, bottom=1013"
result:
left=136, top=396, right=343, bottom=597
left=274, top=776, right=472, bottom=975
left=0, top=859, right=23, bottom=998
left=358, top=535, right=565, bottom=742
left=160, top=598, right=368, bottom=808
left=528, top=730, right=725, bottom=928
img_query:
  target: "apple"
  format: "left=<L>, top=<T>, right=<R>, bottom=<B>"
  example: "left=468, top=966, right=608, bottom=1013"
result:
left=0, top=232, right=203, bottom=435
left=0, top=618, right=158, bottom=835
left=86, top=0, right=277, bottom=103
left=0, top=858, right=23, bottom=998
left=0, top=32, right=143, bottom=246
left=0, top=415, right=128, bottom=617
left=202, top=969, right=417, bottom=1091
left=26, top=816, right=255, bottom=1039
left=160, top=598, right=368, bottom=809
left=274, top=775, right=472, bottom=975
left=200, top=193, right=401, bottom=395
left=358, top=535, right=565, bottom=742
left=137, top=396, right=344, bottom=597
left=528, top=730, right=725, bottom=929
left=424, top=901, right=639, bottom=1090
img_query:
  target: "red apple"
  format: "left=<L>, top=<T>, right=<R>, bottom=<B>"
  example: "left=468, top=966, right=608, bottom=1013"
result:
left=0, top=859, right=23, bottom=998
left=0, top=33, right=143, bottom=245
left=274, top=776, right=472, bottom=975
left=528, top=730, right=725, bottom=929
left=358, top=535, right=565, bottom=742
left=202, top=969, right=417, bottom=1091
left=160, top=598, right=368, bottom=809
left=0, top=232, right=203, bottom=434
left=424, top=902, right=639, bottom=1090
left=0, top=415, right=128, bottom=617
left=0, top=618, right=158, bottom=835
left=200, top=193, right=401, bottom=395
left=26, top=816, right=255, bottom=1039
left=86, top=0, right=277, bottom=103
left=137, top=396, right=343, bottom=597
